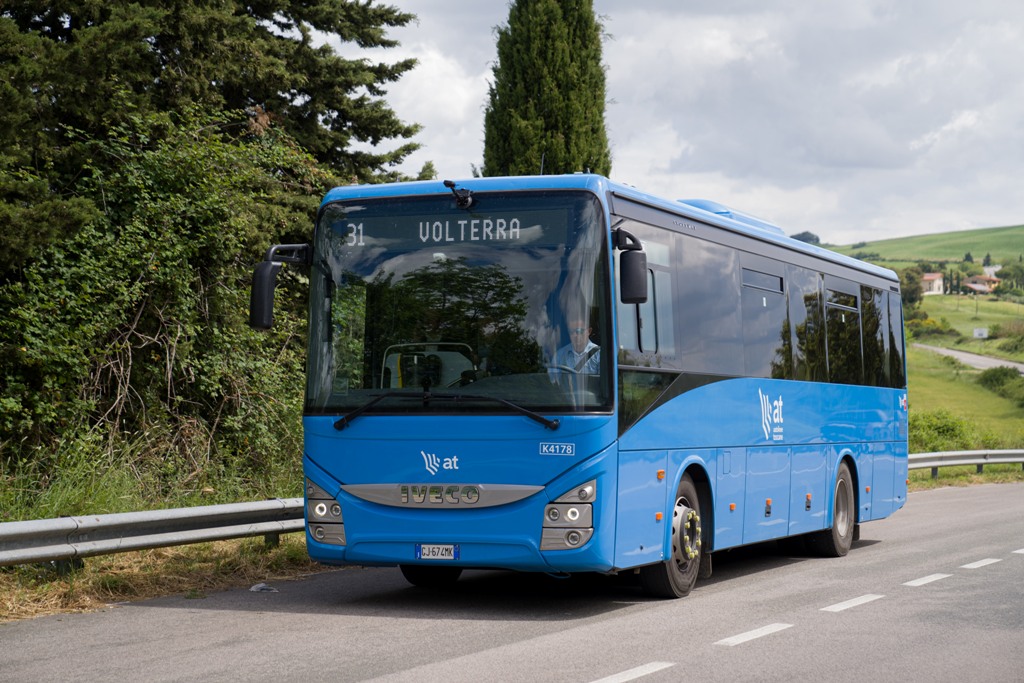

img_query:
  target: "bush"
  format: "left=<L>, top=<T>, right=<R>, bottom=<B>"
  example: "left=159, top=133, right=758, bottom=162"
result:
left=909, top=409, right=982, bottom=453
left=905, top=315, right=960, bottom=340
left=975, top=366, right=1024, bottom=407
left=977, top=366, right=1022, bottom=391
left=0, top=110, right=326, bottom=519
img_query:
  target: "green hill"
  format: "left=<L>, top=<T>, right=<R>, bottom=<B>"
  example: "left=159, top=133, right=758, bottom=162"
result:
left=826, top=224, right=1024, bottom=267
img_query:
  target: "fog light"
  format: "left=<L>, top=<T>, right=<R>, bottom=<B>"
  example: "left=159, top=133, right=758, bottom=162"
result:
left=566, top=507, right=580, bottom=522
left=566, top=530, right=582, bottom=546
left=314, top=502, right=328, bottom=517
left=547, top=507, right=561, bottom=522
left=331, top=503, right=341, bottom=517
left=313, top=525, right=325, bottom=540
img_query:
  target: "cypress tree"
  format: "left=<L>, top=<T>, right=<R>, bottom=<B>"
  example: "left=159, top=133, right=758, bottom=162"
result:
left=482, top=0, right=611, bottom=177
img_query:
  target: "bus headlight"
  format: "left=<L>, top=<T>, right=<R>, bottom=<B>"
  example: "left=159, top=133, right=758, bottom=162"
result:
left=306, top=479, right=346, bottom=545
left=541, top=479, right=596, bottom=550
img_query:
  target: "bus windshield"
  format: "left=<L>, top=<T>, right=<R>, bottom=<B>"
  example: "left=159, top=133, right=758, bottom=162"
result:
left=305, top=190, right=612, bottom=417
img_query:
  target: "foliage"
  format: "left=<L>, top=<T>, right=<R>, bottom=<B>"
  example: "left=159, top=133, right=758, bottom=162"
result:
left=975, top=366, right=1024, bottom=407
left=909, top=409, right=984, bottom=453
left=899, top=266, right=924, bottom=309
left=482, top=0, right=611, bottom=177
left=904, top=313, right=959, bottom=340
left=0, top=110, right=329, bottom=517
left=0, top=1, right=420, bottom=273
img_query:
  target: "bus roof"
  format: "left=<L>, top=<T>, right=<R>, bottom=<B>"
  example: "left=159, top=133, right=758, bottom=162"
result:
left=320, top=174, right=899, bottom=284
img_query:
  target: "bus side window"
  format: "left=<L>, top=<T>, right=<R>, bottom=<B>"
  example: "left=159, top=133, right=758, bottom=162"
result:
left=638, top=269, right=656, bottom=352
left=825, top=280, right=863, bottom=385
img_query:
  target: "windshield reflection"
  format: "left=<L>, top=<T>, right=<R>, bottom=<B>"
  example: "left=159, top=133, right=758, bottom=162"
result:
left=305, top=191, right=611, bottom=415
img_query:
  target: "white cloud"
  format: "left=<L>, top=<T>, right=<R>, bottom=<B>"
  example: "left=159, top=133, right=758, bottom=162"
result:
left=342, top=0, right=1024, bottom=243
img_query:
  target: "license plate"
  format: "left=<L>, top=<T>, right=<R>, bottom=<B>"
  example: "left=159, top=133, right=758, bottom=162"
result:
left=415, top=544, right=460, bottom=560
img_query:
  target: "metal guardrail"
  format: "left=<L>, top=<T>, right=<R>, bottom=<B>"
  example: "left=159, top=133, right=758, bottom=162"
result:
left=0, top=497, right=303, bottom=568
left=911, top=449, right=1024, bottom=479
left=2, top=450, right=1023, bottom=569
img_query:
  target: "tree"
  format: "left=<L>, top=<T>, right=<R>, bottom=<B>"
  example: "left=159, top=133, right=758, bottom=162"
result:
left=790, top=231, right=821, bottom=245
left=482, top=0, right=611, bottom=177
left=964, top=252, right=974, bottom=263
left=900, top=267, right=924, bottom=309
left=0, top=1, right=422, bottom=276
left=1, top=1, right=418, bottom=177
left=1, top=109, right=325, bottom=498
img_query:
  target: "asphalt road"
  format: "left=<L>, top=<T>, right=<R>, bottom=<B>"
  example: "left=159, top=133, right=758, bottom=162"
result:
left=2, top=483, right=1022, bottom=682
left=914, top=343, right=1024, bottom=374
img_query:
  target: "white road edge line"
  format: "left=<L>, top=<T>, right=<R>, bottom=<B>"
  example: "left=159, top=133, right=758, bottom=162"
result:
left=1014, top=549, right=1024, bottom=555
left=821, top=594, right=885, bottom=612
left=589, top=661, right=675, bottom=683
left=960, top=558, right=1001, bottom=569
left=714, top=623, right=793, bottom=647
left=903, top=573, right=952, bottom=587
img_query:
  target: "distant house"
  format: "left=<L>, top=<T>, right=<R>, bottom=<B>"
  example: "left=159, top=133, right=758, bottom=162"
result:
left=922, top=272, right=944, bottom=295
left=964, top=274, right=1001, bottom=294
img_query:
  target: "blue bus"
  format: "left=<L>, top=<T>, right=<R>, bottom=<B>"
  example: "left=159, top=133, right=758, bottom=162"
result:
left=250, top=174, right=908, bottom=598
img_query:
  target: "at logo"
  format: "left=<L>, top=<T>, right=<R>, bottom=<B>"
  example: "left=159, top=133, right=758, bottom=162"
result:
left=422, top=450, right=459, bottom=476
left=758, top=389, right=784, bottom=441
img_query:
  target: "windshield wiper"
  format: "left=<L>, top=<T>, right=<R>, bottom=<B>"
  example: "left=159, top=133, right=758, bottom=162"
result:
left=333, top=391, right=560, bottom=431
left=423, top=392, right=560, bottom=431
left=334, top=392, right=417, bottom=430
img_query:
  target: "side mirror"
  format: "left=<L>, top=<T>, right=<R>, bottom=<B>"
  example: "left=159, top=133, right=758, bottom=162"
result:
left=249, top=260, right=283, bottom=330
left=248, top=243, right=311, bottom=330
left=615, top=228, right=648, bottom=304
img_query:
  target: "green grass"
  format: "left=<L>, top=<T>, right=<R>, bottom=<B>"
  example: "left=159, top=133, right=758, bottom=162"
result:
left=909, top=464, right=1024, bottom=491
left=918, top=294, right=1024, bottom=353
left=906, top=346, right=1024, bottom=445
left=827, top=224, right=1024, bottom=264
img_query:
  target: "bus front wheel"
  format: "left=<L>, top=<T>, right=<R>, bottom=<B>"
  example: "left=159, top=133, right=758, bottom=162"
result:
left=639, top=474, right=702, bottom=599
left=808, top=461, right=855, bottom=557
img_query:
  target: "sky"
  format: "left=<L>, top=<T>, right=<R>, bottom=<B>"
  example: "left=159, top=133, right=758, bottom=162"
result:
left=340, top=0, right=1024, bottom=245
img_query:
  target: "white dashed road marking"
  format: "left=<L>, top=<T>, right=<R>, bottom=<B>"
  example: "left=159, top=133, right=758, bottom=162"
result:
left=903, top=573, right=952, bottom=587
left=715, top=623, right=793, bottom=646
left=589, top=661, right=675, bottom=683
left=820, top=594, right=885, bottom=612
left=960, top=558, right=1001, bottom=569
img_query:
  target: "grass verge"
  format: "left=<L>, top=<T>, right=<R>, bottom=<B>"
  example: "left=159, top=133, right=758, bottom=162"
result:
left=1, top=534, right=320, bottom=624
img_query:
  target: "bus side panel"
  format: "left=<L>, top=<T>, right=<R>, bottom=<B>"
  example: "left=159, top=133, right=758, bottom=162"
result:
left=788, top=445, right=828, bottom=535
left=854, top=445, right=873, bottom=522
left=864, top=441, right=896, bottom=520
left=614, top=448, right=669, bottom=569
left=743, top=446, right=791, bottom=544
left=894, top=439, right=909, bottom=511
left=714, top=447, right=746, bottom=549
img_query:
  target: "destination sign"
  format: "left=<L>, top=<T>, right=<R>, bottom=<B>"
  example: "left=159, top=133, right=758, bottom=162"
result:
left=418, top=217, right=520, bottom=244
left=326, top=203, right=571, bottom=250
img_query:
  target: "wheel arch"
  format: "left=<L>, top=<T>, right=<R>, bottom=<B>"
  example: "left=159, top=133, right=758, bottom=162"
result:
left=682, top=462, right=714, bottom=552
left=835, top=451, right=861, bottom=524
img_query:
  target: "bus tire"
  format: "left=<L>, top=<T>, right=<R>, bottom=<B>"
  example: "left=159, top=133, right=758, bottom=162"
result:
left=809, top=461, right=855, bottom=557
left=639, top=474, right=702, bottom=599
left=399, top=564, right=463, bottom=589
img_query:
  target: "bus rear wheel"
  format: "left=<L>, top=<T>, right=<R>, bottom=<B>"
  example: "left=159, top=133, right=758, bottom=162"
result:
left=639, top=474, right=702, bottom=599
left=808, top=461, right=855, bottom=557
left=399, top=564, right=463, bottom=589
